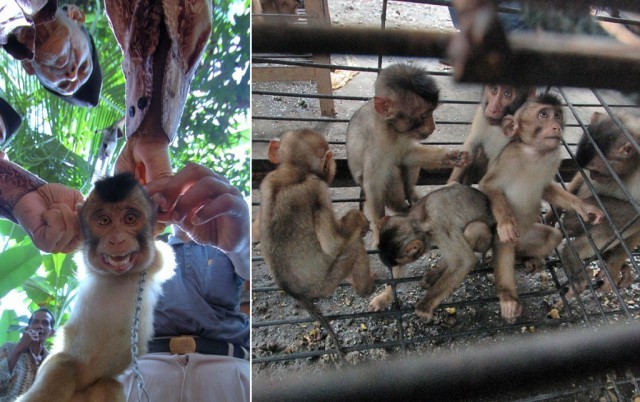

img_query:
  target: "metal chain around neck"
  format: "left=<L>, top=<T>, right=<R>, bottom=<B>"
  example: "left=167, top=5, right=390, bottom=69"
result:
left=131, top=270, right=150, bottom=402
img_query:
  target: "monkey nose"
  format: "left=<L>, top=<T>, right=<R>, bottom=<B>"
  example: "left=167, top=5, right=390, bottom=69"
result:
left=108, top=238, right=125, bottom=245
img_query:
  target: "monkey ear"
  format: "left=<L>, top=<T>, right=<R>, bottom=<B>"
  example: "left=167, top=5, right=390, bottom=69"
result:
left=377, top=215, right=390, bottom=231
left=322, top=150, right=333, bottom=171
left=268, top=139, right=281, bottom=164
left=373, top=96, right=392, bottom=117
left=619, top=142, right=636, bottom=158
left=20, top=60, right=36, bottom=75
left=501, top=115, right=518, bottom=138
left=403, top=239, right=423, bottom=259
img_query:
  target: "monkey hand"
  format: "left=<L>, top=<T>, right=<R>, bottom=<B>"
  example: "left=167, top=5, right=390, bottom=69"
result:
left=341, top=210, right=370, bottom=238
left=12, top=184, right=83, bottom=254
left=497, top=219, right=519, bottom=244
left=146, top=163, right=250, bottom=253
left=576, top=201, right=605, bottom=225
left=115, top=136, right=172, bottom=184
left=442, top=150, right=470, bottom=168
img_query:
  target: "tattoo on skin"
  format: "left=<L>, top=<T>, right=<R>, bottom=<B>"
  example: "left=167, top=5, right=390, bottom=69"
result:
left=0, top=160, right=46, bottom=222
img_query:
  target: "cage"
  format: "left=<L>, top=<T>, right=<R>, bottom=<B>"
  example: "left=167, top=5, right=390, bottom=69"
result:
left=251, top=1, right=640, bottom=400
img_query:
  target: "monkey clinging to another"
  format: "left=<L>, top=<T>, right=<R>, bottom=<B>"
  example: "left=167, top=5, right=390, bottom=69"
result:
left=16, top=174, right=175, bottom=402
left=346, top=63, right=470, bottom=244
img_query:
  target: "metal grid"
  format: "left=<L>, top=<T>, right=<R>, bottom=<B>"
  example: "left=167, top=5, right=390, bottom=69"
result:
left=251, top=1, right=640, bottom=400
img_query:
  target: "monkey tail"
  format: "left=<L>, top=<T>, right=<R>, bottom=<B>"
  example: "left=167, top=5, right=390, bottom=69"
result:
left=296, top=297, right=348, bottom=365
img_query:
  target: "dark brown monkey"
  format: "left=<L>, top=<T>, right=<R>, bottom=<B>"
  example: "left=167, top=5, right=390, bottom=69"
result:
left=448, top=84, right=535, bottom=185
left=558, top=111, right=640, bottom=295
left=16, top=174, right=175, bottom=402
left=372, top=185, right=495, bottom=319
left=479, top=94, right=604, bottom=323
left=258, top=128, right=376, bottom=361
left=346, top=63, right=470, bottom=243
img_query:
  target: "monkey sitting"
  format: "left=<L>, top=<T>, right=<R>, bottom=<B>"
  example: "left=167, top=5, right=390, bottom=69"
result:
left=16, top=174, right=175, bottom=402
left=558, top=111, right=640, bottom=295
left=257, top=128, right=376, bottom=360
left=372, top=185, right=495, bottom=319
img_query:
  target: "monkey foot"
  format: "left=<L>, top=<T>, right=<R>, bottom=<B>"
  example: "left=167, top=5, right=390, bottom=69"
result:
left=595, top=264, right=633, bottom=293
left=414, top=307, right=434, bottom=322
left=369, top=290, right=392, bottom=311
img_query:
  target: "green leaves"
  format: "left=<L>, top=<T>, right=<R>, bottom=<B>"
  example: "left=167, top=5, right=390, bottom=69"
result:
left=0, top=243, right=42, bottom=299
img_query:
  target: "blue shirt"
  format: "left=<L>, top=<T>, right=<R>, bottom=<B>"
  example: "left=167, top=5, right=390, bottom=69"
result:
left=152, top=237, right=249, bottom=348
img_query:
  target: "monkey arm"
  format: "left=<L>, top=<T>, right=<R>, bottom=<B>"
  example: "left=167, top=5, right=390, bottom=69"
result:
left=479, top=183, right=519, bottom=243
left=405, top=145, right=470, bottom=170
left=543, top=183, right=604, bottom=225
left=313, top=181, right=358, bottom=257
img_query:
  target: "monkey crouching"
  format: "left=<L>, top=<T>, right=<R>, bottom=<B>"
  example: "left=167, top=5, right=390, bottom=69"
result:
left=373, top=185, right=495, bottom=320
left=16, top=174, right=176, bottom=402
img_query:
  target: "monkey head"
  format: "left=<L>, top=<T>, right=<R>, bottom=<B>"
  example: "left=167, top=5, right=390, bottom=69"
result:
left=576, top=112, right=640, bottom=184
left=377, top=215, right=429, bottom=268
left=268, top=128, right=336, bottom=184
left=261, top=0, right=302, bottom=15
left=483, top=84, right=535, bottom=125
left=373, top=64, right=439, bottom=139
left=79, top=173, right=157, bottom=276
left=502, top=93, right=564, bottom=154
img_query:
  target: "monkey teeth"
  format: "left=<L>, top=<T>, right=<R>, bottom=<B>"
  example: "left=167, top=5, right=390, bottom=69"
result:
left=103, top=253, right=132, bottom=268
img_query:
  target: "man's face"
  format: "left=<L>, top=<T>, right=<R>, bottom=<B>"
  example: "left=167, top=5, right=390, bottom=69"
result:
left=23, top=5, right=92, bottom=96
left=27, top=311, right=54, bottom=341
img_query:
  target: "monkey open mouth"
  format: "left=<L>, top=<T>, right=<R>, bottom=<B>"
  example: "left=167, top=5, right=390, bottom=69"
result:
left=102, top=253, right=136, bottom=271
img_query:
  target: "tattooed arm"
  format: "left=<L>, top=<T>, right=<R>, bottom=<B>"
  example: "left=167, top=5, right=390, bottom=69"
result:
left=1, top=159, right=83, bottom=253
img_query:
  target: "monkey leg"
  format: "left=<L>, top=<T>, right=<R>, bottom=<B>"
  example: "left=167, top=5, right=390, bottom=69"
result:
left=343, top=239, right=377, bottom=297
left=402, top=166, right=421, bottom=207
left=421, top=258, right=447, bottom=290
left=464, top=221, right=493, bottom=254
left=493, top=240, right=521, bottom=324
left=596, top=231, right=640, bottom=292
left=363, top=183, right=387, bottom=247
left=16, top=353, right=79, bottom=402
left=415, top=234, right=477, bottom=321
left=71, top=378, right=125, bottom=402
left=317, top=238, right=374, bottom=298
left=369, top=265, right=407, bottom=312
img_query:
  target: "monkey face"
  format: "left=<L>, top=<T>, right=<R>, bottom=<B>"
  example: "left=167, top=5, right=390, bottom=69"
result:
left=484, top=85, right=517, bottom=124
left=517, top=101, right=564, bottom=152
left=378, top=216, right=428, bottom=267
left=81, top=174, right=156, bottom=276
left=388, top=104, right=437, bottom=139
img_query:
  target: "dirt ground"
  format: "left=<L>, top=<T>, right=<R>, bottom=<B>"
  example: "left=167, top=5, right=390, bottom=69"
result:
left=251, top=1, right=640, bottom=400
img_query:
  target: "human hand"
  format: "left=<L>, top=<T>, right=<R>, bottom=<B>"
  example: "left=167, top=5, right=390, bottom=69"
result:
left=16, top=329, right=40, bottom=352
left=12, top=183, right=83, bottom=253
left=114, top=136, right=172, bottom=184
left=145, top=163, right=249, bottom=253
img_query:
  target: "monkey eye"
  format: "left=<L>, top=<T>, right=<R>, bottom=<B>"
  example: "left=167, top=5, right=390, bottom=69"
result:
left=503, top=90, right=513, bottom=99
left=539, top=111, right=549, bottom=119
left=420, top=111, right=432, bottom=120
left=123, top=212, right=139, bottom=225
left=96, top=215, right=111, bottom=226
left=490, top=85, right=498, bottom=94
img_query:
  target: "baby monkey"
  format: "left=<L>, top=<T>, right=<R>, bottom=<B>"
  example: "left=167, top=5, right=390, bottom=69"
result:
left=479, top=93, right=604, bottom=323
left=16, top=174, right=175, bottom=402
left=373, top=185, right=495, bottom=320
left=347, top=63, right=470, bottom=243
left=257, top=129, right=376, bottom=361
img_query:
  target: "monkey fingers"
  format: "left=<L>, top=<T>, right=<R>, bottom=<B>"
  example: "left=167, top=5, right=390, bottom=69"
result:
left=577, top=201, right=605, bottom=225
left=442, top=150, right=471, bottom=168
left=498, top=292, right=522, bottom=324
left=369, top=286, right=393, bottom=312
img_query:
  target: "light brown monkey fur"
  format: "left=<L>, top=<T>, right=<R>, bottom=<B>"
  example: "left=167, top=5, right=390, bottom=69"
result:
left=371, top=185, right=495, bottom=319
left=558, top=111, right=640, bottom=295
left=346, top=63, right=470, bottom=244
left=258, top=128, right=375, bottom=359
left=16, top=174, right=175, bottom=402
left=448, top=84, right=535, bottom=185
left=479, top=94, right=604, bottom=323
left=252, top=0, right=301, bottom=22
